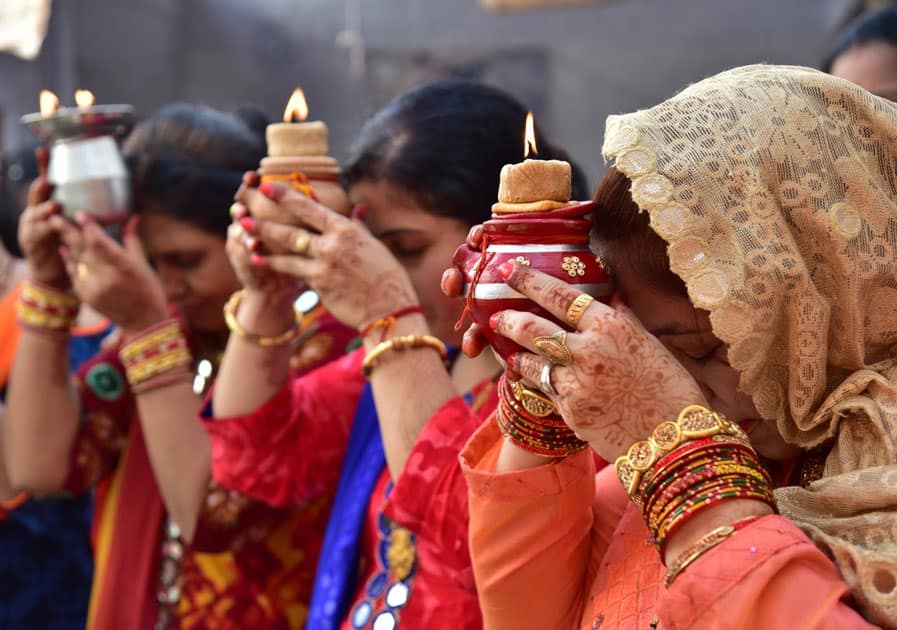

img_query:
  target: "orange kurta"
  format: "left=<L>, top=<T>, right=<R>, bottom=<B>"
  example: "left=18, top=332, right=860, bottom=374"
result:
left=461, top=417, right=879, bottom=630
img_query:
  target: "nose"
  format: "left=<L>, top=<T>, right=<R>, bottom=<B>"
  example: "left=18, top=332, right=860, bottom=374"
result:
left=155, top=265, right=188, bottom=303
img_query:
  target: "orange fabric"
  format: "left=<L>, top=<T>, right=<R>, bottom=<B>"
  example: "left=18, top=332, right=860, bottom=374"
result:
left=462, top=416, right=880, bottom=629
left=0, top=283, right=22, bottom=387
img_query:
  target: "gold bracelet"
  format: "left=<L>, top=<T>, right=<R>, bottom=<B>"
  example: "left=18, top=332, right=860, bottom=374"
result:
left=223, top=290, right=304, bottom=346
left=361, top=334, right=448, bottom=378
left=664, top=524, right=736, bottom=587
left=615, top=405, right=747, bottom=499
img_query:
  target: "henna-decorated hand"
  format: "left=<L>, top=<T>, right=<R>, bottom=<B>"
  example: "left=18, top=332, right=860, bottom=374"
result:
left=490, top=263, right=707, bottom=462
left=238, top=182, right=419, bottom=329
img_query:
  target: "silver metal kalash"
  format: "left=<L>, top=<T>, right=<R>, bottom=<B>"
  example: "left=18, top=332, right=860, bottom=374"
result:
left=21, top=104, right=136, bottom=223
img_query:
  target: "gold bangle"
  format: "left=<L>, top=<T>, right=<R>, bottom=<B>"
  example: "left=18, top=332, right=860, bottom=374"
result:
left=615, top=405, right=748, bottom=499
left=120, top=319, right=193, bottom=389
left=664, top=524, right=735, bottom=587
left=361, top=334, right=448, bottom=378
left=223, top=290, right=304, bottom=346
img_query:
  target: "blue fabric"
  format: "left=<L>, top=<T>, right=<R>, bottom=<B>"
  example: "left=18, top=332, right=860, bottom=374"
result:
left=0, top=323, right=112, bottom=630
left=306, top=383, right=386, bottom=630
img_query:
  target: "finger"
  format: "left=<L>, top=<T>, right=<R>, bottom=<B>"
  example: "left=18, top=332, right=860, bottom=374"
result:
left=256, top=254, right=319, bottom=279
left=441, top=267, right=465, bottom=298
left=48, top=215, right=84, bottom=253
left=58, top=246, right=78, bottom=281
left=26, top=173, right=52, bottom=207
left=257, top=185, right=337, bottom=233
left=508, top=351, right=553, bottom=393
left=501, top=263, right=610, bottom=330
left=77, top=214, right=127, bottom=265
left=490, top=309, right=566, bottom=355
left=252, top=219, right=319, bottom=257
left=122, top=215, right=146, bottom=260
left=230, top=201, right=248, bottom=221
left=466, top=224, right=484, bottom=248
left=243, top=171, right=260, bottom=187
left=461, top=323, right=489, bottom=357
left=23, top=200, right=61, bottom=223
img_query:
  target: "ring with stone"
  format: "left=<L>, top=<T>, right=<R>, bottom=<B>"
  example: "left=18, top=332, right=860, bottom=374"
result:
left=533, top=330, right=573, bottom=366
left=539, top=362, right=557, bottom=396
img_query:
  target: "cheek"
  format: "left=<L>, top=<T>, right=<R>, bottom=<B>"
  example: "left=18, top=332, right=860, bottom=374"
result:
left=190, top=255, right=239, bottom=299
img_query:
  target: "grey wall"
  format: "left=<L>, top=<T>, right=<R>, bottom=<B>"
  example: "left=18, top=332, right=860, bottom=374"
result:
left=1, top=0, right=858, bottom=189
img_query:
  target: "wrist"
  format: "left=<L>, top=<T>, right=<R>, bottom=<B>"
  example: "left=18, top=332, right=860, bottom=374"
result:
left=662, top=499, right=772, bottom=565
left=361, top=308, right=426, bottom=348
left=119, top=309, right=171, bottom=338
left=237, top=289, right=297, bottom=338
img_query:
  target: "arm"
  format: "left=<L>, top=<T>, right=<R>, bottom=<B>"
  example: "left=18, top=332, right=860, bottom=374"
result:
left=462, top=417, right=599, bottom=630
left=661, top=515, right=879, bottom=629
left=5, top=328, right=80, bottom=493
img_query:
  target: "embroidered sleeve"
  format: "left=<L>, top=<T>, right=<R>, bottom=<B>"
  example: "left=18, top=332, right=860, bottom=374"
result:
left=202, top=350, right=366, bottom=508
left=660, top=515, right=879, bottom=629
left=63, top=350, right=134, bottom=495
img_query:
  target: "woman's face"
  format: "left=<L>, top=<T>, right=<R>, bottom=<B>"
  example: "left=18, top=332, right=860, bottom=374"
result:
left=830, top=41, right=897, bottom=92
left=139, top=212, right=240, bottom=333
left=612, top=261, right=802, bottom=461
left=349, top=179, right=470, bottom=347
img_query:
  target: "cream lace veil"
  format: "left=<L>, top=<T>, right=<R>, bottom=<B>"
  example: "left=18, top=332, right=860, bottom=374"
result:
left=602, top=65, right=897, bottom=627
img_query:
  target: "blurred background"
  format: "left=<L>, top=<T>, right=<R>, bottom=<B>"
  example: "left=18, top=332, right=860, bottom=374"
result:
left=0, top=0, right=879, bottom=188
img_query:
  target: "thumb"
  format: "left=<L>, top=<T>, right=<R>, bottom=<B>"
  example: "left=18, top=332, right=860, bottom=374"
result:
left=122, top=215, right=145, bottom=259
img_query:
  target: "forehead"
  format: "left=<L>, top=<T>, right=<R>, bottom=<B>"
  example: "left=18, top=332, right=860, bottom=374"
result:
left=349, top=179, right=442, bottom=233
left=138, top=213, right=221, bottom=252
left=831, top=41, right=897, bottom=91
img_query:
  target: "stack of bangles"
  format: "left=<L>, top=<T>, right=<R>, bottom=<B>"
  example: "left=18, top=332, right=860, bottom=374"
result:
left=495, top=373, right=588, bottom=457
left=16, top=280, right=80, bottom=333
left=119, top=319, right=194, bottom=394
left=358, top=306, right=447, bottom=378
left=615, top=405, right=776, bottom=586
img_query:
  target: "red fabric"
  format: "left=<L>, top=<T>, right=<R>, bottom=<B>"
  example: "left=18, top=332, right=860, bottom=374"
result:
left=205, top=359, right=499, bottom=629
left=64, top=312, right=354, bottom=630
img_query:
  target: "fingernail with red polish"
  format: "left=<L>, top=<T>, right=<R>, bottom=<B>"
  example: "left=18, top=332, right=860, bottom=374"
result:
left=239, top=217, right=256, bottom=232
left=506, top=353, right=516, bottom=370
left=497, top=262, right=515, bottom=280
left=258, top=182, right=280, bottom=199
left=251, top=254, right=267, bottom=266
left=351, top=204, right=369, bottom=221
left=489, top=312, right=501, bottom=330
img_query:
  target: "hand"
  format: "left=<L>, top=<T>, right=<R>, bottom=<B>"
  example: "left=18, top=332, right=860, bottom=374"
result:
left=17, top=148, right=69, bottom=288
left=238, top=182, right=418, bottom=329
left=440, top=224, right=490, bottom=356
left=50, top=213, right=168, bottom=336
left=490, top=264, right=707, bottom=462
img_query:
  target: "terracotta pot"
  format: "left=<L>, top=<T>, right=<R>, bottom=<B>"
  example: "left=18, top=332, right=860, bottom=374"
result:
left=452, top=201, right=612, bottom=359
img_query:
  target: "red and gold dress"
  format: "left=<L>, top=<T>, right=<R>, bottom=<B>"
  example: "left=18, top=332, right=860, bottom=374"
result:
left=203, top=349, right=498, bottom=629
left=64, top=307, right=354, bottom=630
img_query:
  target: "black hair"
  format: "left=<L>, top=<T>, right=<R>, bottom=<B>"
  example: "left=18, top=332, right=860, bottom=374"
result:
left=822, top=6, right=897, bottom=72
left=124, top=103, right=267, bottom=237
left=343, top=80, right=589, bottom=228
left=592, top=165, right=686, bottom=295
left=0, top=145, right=39, bottom=258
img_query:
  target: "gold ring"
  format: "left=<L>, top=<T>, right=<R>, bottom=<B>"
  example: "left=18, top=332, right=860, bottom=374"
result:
left=510, top=379, right=556, bottom=417
left=565, top=293, right=594, bottom=328
left=292, top=229, right=311, bottom=256
left=76, top=262, right=88, bottom=280
left=229, top=202, right=243, bottom=219
left=533, top=330, right=573, bottom=366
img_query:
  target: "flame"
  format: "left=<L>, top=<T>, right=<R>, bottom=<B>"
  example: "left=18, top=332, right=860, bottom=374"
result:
left=523, top=111, right=538, bottom=158
left=283, top=88, right=309, bottom=123
left=39, top=89, right=60, bottom=117
left=74, top=89, right=95, bottom=110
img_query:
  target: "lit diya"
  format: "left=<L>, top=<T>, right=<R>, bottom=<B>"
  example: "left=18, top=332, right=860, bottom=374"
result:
left=21, top=89, right=135, bottom=224
left=453, top=111, right=612, bottom=359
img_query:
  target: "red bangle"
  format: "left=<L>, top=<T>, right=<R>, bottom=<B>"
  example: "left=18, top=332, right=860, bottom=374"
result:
left=358, top=305, right=425, bottom=340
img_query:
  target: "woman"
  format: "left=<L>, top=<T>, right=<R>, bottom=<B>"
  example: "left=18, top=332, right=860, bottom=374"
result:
left=452, top=65, right=897, bottom=628
left=4, top=104, right=352, bottom=629
left=203, top=80, right=588, bottom=629
left=826, top=6, right=897, bottom=93
left=0, top=145, right=108, bottom=629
